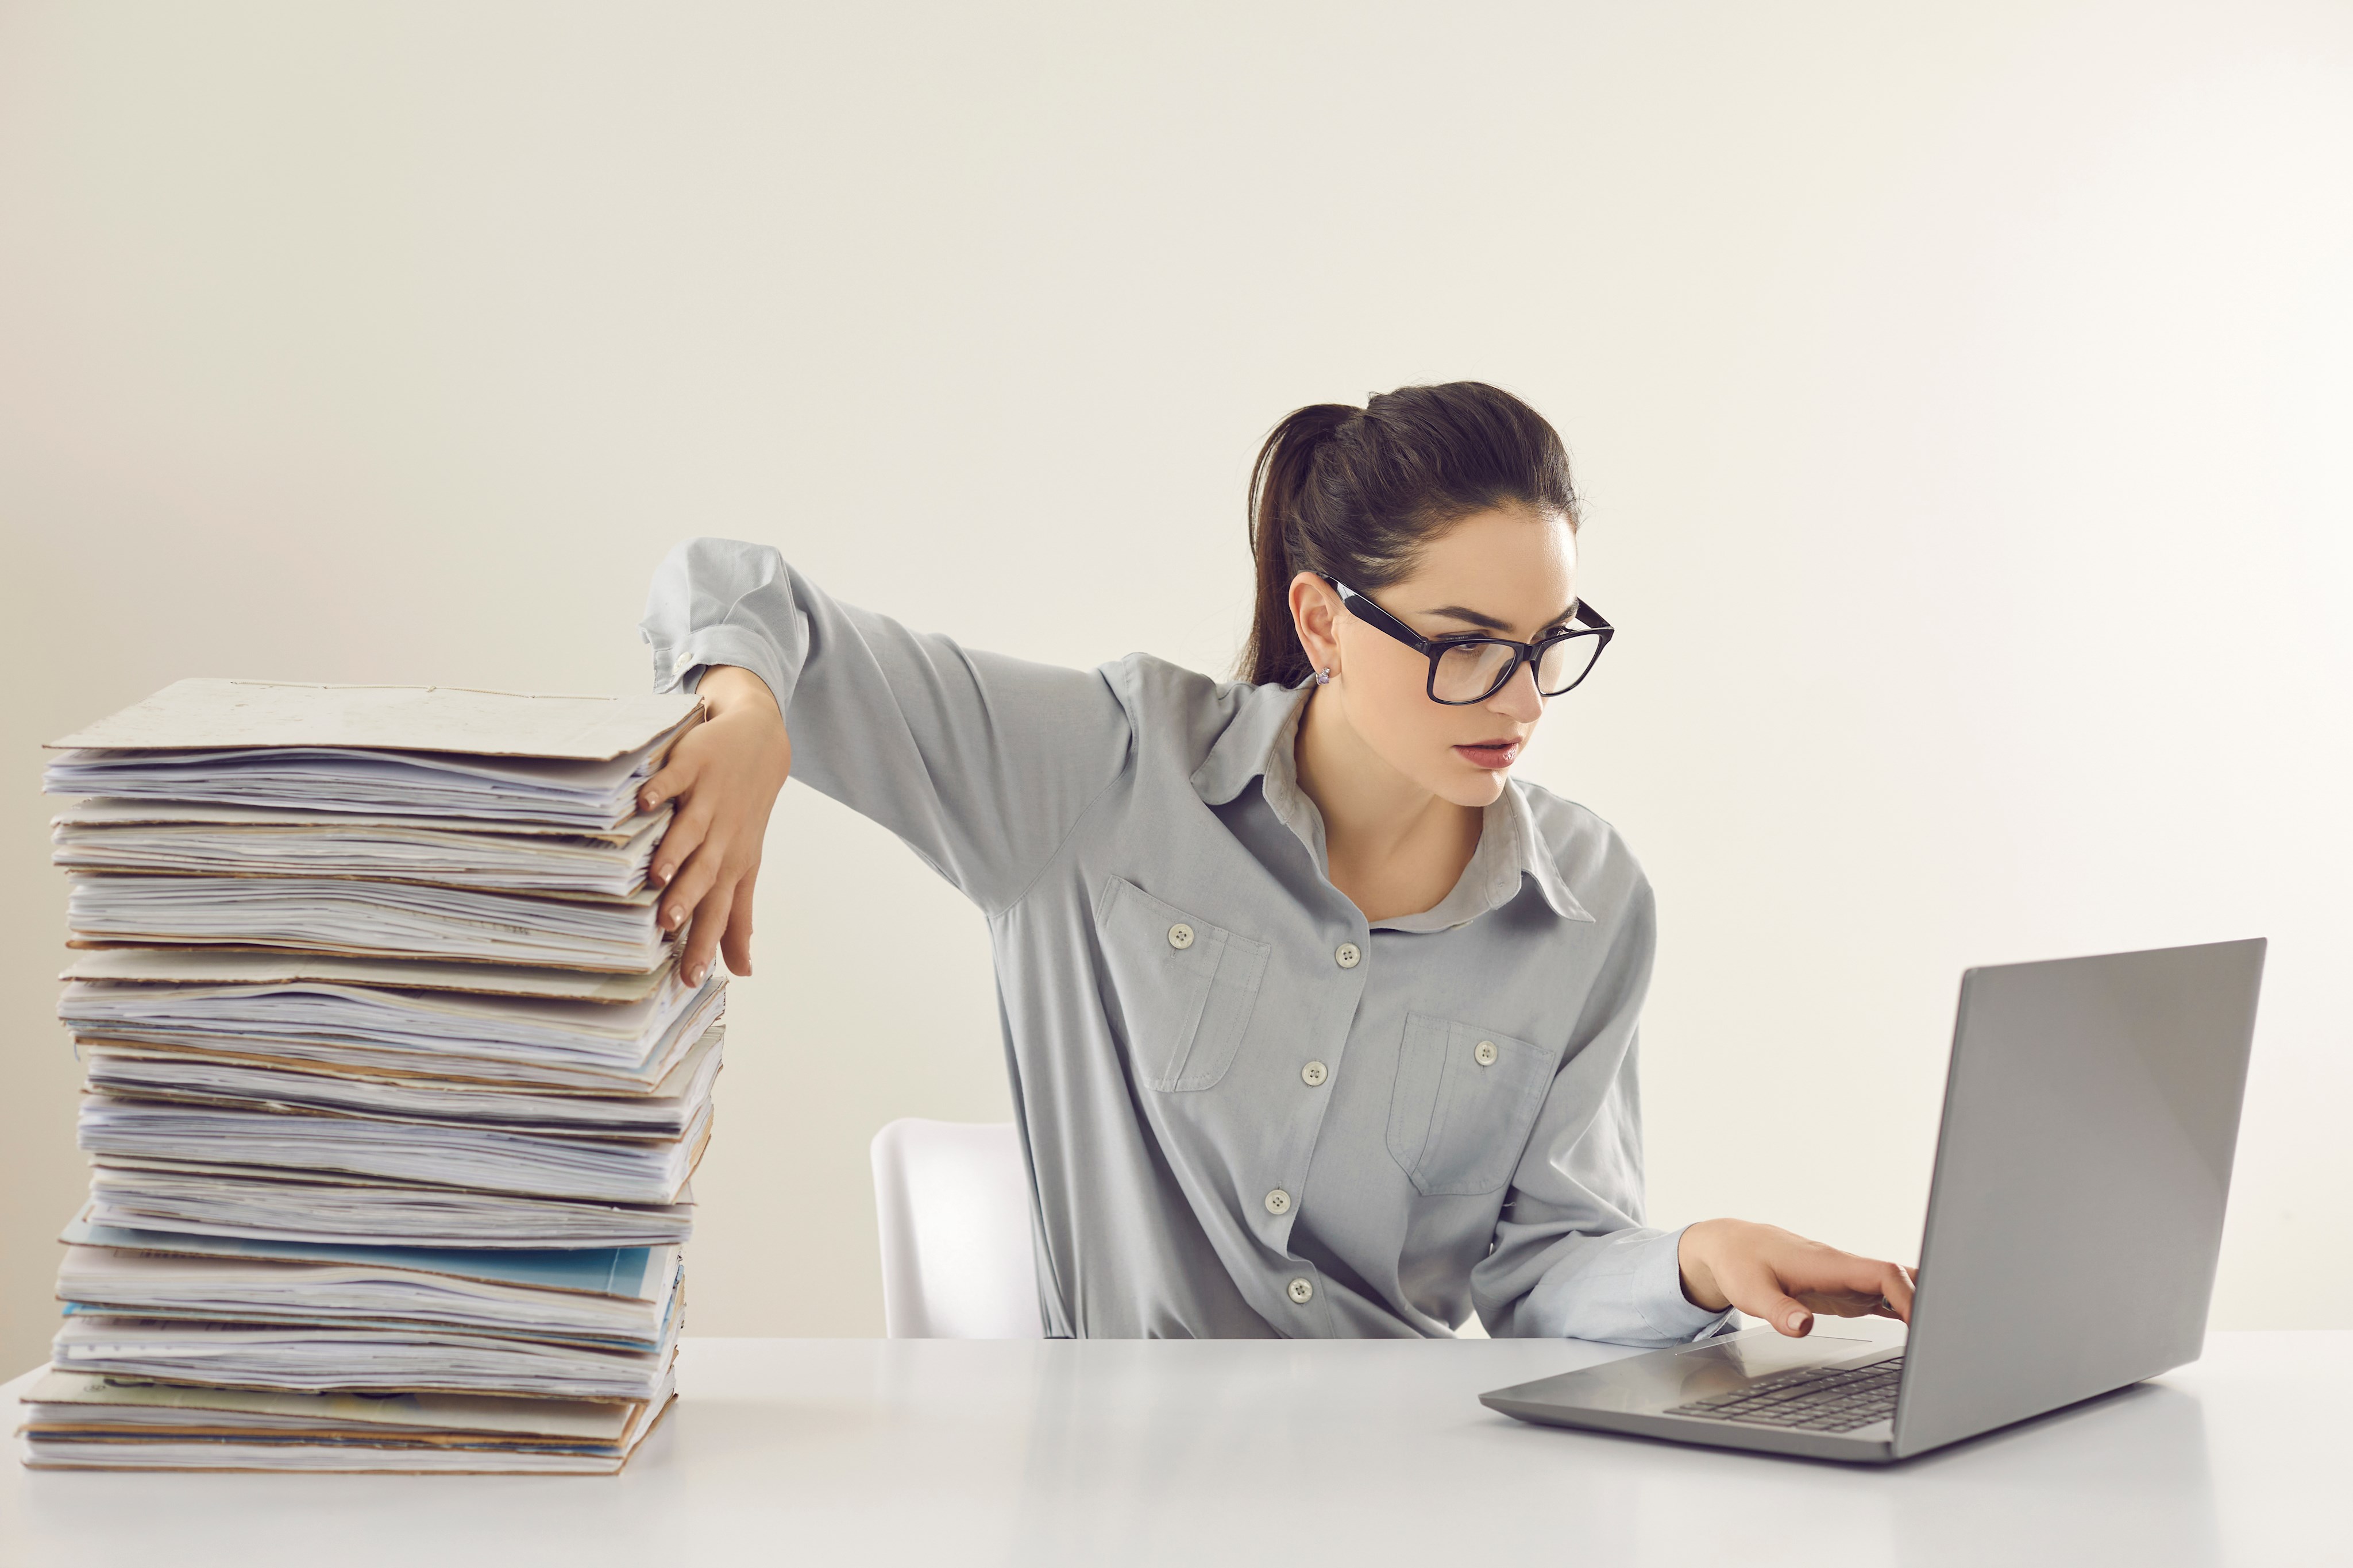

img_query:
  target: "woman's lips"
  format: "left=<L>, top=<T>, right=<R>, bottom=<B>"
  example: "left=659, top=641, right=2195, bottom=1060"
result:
left=1453, top=740, right=1521, bottom=770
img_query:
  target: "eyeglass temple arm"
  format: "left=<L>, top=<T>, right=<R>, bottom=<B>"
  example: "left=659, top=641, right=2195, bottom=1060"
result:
left=1322, top=576, right=1429, bottom=648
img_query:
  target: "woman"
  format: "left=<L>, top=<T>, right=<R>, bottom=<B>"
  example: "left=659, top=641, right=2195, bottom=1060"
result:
left=636, top=381, right=1915, bottom=1342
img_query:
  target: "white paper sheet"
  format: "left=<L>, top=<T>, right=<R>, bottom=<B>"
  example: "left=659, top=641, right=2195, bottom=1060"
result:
left=48, top=679, right=698, bottom=761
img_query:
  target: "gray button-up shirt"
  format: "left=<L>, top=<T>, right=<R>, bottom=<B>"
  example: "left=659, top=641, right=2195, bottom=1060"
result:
left=643, top=538, right=1730, bottom=1345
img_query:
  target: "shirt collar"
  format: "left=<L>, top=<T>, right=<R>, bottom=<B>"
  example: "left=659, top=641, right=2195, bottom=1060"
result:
left=1190, top=676, right=1591, bottom=928
left=1189, top=671, right=1318, bottom=808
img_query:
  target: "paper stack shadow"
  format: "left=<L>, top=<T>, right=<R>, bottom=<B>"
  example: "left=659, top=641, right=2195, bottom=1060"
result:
left=20, top=679, right=717, bottom=1473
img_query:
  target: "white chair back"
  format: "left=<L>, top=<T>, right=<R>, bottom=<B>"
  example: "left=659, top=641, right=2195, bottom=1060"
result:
left=869, top=1118, right=1044, bottom=1339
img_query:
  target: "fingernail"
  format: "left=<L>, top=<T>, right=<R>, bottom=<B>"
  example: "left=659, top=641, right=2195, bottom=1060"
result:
left=687, top=964, right=704, bottom=985
left=664, top=906, right=680, bottom=929
left=1787, top=1311, right=1810, bottom=1334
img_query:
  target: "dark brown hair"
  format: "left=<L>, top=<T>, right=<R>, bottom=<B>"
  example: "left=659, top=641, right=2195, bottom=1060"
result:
left=1237, top=381, right=1580, bottom=687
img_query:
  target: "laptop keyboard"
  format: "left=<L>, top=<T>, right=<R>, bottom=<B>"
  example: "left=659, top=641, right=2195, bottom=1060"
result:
left=1664, top=1354, right=1904, bottom=1432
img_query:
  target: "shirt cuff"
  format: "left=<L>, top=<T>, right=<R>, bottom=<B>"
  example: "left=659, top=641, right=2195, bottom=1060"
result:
left=658, top=625, right=794, bottom=715
left=1633, top=1224, right=1738, bottom=1342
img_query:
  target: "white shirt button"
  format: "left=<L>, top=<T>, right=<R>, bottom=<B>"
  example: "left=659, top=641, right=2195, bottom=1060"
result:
left=1167, top=923, right=1194, bottom=950
left=1334, top=942, right=1361, bottom=969
left=1287, top=1277, right=1314, bottom=1305
left=1474, top=1040, right=1498, bottom=1067
left=1301, top=1060, right=1329, bottom=1087
left=1264, top=1188, right=1291, bottom=1215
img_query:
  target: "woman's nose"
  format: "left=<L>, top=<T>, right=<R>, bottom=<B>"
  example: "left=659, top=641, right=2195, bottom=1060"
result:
left=1491, top=661, right=1545, bottom=722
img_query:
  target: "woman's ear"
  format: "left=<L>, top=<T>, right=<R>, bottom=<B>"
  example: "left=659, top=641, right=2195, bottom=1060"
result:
left=1288, top=571, right=1343, bottom=678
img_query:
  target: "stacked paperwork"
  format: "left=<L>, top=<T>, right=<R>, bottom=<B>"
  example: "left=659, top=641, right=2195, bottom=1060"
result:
left=39, top=746, right=664, bottom=828
left=23, top=681, right=712, bottom=1474
left=53, top=802, right=666, bottom=896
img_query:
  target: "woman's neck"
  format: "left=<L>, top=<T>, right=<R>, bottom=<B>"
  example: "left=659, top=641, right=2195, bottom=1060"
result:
left=1293, top=685, right=1484, bottom=924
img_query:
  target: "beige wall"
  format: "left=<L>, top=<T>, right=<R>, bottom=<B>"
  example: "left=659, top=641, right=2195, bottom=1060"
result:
left=4, top=1, right=2350, bottom=1374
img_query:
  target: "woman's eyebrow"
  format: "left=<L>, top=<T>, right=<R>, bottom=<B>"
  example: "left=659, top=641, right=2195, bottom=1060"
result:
left=1425, top=601, right=1578, bottom=632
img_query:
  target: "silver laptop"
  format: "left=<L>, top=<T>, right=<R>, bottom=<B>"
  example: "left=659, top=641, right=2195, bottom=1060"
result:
left=1480, top=938, right=2266, bottom=1463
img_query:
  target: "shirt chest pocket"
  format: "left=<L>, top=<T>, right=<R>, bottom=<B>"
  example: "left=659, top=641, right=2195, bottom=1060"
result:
left=1386, top=1013, right=1556, bottom=1196
left=1095, top=875, right=1271, bottom=1093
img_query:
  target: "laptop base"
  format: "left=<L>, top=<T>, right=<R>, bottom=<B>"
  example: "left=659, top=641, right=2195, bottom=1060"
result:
left=1480, top=1328, right=1900, bottom=1465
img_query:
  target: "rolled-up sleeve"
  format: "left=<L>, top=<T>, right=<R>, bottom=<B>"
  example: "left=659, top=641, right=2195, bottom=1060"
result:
left=639, top=538, right=1131, bottom=917
left=1472, top=872, right=1734, bottom=1345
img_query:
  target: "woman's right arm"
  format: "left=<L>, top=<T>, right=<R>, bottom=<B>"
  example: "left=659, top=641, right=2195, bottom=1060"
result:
left=634, top=538, right=1132, bottom=985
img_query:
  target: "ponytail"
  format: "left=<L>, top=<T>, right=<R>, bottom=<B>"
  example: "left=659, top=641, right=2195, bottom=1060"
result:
left=1235, top=382, right=1579, bottom=688
left=1240, top=404, right=1354, bottom=688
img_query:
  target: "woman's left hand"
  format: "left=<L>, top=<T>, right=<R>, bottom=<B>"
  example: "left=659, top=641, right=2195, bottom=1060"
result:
left=1677, top=1218, right=1916, bottom=1338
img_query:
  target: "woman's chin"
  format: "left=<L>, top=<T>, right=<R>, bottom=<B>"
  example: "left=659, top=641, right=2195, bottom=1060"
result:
left=1433, top=765, right=1510, bottom=809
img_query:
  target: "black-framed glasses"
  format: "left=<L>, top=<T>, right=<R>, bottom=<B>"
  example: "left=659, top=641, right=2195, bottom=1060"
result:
left=1322, top=574, right=1615, bottom=705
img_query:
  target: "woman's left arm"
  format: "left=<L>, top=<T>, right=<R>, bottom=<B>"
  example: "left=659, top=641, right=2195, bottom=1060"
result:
left=1473, top=862, right=1914, bottom=1343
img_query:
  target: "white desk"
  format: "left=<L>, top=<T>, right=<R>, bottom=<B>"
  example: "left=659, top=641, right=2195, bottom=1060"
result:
left=3, top=1332, right=2340, bottom=1566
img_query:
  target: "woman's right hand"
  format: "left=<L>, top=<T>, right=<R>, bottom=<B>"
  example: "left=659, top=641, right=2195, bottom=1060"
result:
left=637, top=664, right=793, bottom=986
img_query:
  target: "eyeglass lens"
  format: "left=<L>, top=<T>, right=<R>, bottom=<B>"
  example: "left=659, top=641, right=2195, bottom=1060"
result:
left=1430, top=637, right=1601, bottom=702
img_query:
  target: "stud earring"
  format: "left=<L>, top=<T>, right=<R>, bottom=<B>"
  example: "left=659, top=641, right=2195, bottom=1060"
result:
left=1314, top=666, right=1333, bottom=686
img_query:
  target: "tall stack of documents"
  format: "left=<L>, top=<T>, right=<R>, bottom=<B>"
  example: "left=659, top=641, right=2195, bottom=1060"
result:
left=22, top=681, right=716, bottom=1473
